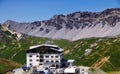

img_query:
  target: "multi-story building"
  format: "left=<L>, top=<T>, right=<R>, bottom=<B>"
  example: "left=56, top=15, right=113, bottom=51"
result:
left=26, top=44, right=64, bottom=69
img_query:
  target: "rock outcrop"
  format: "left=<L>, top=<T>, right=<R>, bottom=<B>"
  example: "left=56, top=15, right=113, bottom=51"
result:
left=3, top=8, right=120, bottom=41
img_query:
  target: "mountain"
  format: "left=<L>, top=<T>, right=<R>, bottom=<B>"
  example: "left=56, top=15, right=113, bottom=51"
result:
left=0, top=25, right=22, bottom=73
left=0, top=24, right=120, bottom=73
left=3, top=8, right=120, bottom=40
left=1, top=8, right=120, bottom=73
left=0, top=24, right=17, bottom=44
left=3, top=8, right=120, bottom=41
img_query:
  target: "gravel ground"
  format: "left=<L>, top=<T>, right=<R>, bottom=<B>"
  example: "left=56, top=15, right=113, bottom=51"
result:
left=13, top=68, right=31, bottom=74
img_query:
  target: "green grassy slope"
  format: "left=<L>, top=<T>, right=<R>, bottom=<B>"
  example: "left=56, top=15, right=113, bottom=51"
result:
left=0, top=36, right=120, bottom=72
left=0, top=25, right=21, bottom=74
left=0, top=25, right=120, bottom=73
left=0, top=58, right=21, bottom=74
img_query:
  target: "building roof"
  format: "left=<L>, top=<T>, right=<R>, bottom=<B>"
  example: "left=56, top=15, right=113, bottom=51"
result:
left=29, top=44, right=59, bottom=49
left=64, top=66, right=76, bottom=73
left=27, top=44, right=63, bottom=53
left=67, top=59, right=75, bottom=62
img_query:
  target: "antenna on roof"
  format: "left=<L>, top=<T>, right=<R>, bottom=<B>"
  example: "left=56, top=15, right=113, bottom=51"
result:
left=45, top=41, right=54, bottom=44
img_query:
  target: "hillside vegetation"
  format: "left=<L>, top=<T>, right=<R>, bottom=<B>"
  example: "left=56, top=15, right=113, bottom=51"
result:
left=0, top=58, right=22, bottom=74
left=0, top=25, right=120, bottom=73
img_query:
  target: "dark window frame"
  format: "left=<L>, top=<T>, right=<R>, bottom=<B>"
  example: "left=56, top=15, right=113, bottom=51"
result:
left=45, top=56, right=49, bottom=58
left=29, top=55, right=32, bottom=57
left=29, top=59, right=32, bottom=61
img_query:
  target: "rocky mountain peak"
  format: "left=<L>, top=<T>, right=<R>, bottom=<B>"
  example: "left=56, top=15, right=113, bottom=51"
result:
left=2, top=8, right=120, bottom=41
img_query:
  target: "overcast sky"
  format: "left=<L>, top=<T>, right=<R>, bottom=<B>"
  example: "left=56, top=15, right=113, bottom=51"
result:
left=0, top=0, right=120, bottom=23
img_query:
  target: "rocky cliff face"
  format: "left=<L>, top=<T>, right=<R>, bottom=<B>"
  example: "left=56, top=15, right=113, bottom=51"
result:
left=0, top=24, right=17, bottom=43
left=3, top=8, right=120, bottom=41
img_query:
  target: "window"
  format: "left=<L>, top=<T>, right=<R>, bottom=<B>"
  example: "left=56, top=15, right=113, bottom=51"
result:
left=55, top=56, right=59, bottom=58
left=46, top=56, right=49, bottom=58
left=40, top=59, right=43, bottom=62
left=39, top=63, right=42, bottom=65
left=40, top=55, right=43, bottom=58
left=50, top=56, right=53, bottom=58
left=36, top=59, right=39, bottom=61
left=29, top=63, right=32, bottom=66
left=51, top=60, right=54, bottom=62
left=51, top=64, right=55, bottom=67
left=29, top=55, right=32, bottom=57
left=56, top=64, right=59, bottom=68
left=68, top=63, right=70, bottom=66
left=29, top=59, right=32, bottom=62
left=56, top=60, right=59, bottom=62
left=46, top=60, right=49, bottom=62
left=36, top=55, right=39, bottom=57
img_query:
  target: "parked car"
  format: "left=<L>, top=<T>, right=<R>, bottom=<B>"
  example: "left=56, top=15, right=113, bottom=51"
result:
left=22, top=66, right=30, bottom=71
left=38, top=71, right=45, bottom=74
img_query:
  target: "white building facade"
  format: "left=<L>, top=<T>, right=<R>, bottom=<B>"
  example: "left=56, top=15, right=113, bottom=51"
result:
left=26, top=44, right=64, bottom=69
